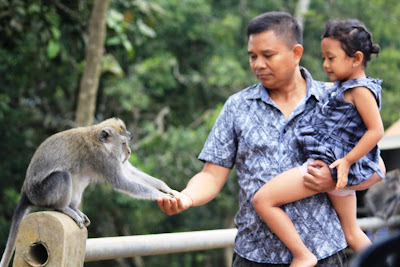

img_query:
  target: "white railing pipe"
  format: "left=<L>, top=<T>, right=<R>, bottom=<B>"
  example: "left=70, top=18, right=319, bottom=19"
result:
left=84, top=215, right=400, bottom=262
left=85, top=228, right=237, bottom=262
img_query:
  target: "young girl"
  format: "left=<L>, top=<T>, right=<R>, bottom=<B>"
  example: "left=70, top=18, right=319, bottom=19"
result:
left=253, top=19, right=385, bottom=267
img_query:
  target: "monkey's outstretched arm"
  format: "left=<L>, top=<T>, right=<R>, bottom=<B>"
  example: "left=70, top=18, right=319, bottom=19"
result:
left=122, top=161, right=176, bottom=196
left=112, top=172, right=173, bottom=200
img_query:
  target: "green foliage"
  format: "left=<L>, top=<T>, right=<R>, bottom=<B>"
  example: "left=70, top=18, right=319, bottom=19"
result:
left=1, top=0, right=400, bottom=266
left=135, top=53, right=179, bottom=96
left=367, top=47, right=400, bottom=127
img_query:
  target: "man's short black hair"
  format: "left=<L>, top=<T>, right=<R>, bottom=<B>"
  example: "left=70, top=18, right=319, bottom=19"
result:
left=247, top=11, right=303, bottom=47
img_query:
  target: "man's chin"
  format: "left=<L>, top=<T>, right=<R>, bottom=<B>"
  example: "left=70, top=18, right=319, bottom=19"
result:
left=260, top=81, right=277, bottom=89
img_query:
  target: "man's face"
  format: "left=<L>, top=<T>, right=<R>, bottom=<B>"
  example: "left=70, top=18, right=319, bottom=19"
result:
left=248, top=30, right=298, bottom=90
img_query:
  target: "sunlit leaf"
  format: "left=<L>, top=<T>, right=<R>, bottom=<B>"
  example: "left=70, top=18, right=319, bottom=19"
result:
left=47, top=39, right=60, bottom=59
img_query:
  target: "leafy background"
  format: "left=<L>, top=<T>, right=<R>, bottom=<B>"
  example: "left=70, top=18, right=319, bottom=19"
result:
left=1, top=0, right=399, bottom=266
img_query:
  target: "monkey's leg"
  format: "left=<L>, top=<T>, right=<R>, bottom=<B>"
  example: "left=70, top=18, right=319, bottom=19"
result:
left=28, top=171, right=88, bottom=228
left=70, top=206, right=90, bottom=227
left=56, top=206, right=88, bottom=228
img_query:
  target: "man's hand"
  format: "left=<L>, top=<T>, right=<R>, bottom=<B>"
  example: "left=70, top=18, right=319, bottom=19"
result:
left=303, top=159, right=336, bottom=192
left=157, top=191, right=193, bottom=216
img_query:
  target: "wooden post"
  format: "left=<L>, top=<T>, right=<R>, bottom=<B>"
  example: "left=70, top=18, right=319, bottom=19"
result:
left=13, top=211, right=87, bottom=267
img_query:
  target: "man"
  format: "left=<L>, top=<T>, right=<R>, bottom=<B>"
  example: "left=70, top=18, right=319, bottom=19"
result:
left=157, top=11, right=380, bottom=266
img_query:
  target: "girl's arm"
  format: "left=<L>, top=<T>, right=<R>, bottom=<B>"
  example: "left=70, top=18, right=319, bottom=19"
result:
left=331, top=86, right=384, bottom=190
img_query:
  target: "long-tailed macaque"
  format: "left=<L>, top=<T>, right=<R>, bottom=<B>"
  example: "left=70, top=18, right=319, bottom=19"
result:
left=0, top=118, right=177, bottom=267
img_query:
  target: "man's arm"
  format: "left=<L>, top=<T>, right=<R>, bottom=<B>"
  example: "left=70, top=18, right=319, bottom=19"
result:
left=157, top=162, right=230, bottom=215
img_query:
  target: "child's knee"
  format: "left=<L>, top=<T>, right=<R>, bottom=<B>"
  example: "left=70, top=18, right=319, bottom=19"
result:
left=252, top=190, right=266, bottom=212
left=252, top=190, right=276, bottom=212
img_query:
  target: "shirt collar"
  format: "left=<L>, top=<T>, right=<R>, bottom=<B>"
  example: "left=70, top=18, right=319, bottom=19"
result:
left=245, top=67, right=323, bottom=102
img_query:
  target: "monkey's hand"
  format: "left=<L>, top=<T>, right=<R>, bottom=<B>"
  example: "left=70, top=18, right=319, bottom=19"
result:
left=159, top=189, right=179, bottom=199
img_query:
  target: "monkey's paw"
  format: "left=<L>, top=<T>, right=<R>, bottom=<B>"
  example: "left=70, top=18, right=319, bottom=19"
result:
left=75, top=209, right=91, bottom=227
left=170, top=190, right=180, bottom=198
left=159, top=189, right=178, bottom=199
left=83, top=215, right=91, bottom=227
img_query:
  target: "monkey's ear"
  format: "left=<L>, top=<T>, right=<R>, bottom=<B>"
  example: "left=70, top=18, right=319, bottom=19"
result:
left=99, top=128, right=113, bottom=143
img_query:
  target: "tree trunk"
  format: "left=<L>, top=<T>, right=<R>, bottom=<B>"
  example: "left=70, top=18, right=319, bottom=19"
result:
left=75, top=0, right=110, bottom=127
left=295, top=0, right=311, bottom=30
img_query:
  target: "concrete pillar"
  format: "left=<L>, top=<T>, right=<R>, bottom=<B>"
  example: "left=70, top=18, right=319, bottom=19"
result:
left=13, top=211, right=87, bottom=267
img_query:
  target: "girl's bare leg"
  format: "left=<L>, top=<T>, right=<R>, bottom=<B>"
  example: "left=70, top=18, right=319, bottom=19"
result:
left=253, top=167, right=319, bottom=267
left=328, top=192, right=371, bottom=251
left=334, top=159, right=385, bottom=251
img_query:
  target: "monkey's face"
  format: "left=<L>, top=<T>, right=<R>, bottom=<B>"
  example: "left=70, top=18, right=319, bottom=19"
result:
left=122, top=142, right=131, bottom=163
left=98, top=118, right=133, bottom=162
left=111, top=118, right=133, bottom=141
left=99, top=118, right=132, bottom=139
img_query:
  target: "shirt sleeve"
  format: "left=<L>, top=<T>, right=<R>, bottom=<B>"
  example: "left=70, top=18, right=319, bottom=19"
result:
left=198, top=97, right=238, bottom=169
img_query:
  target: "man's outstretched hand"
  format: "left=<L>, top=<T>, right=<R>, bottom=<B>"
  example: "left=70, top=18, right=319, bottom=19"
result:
left=157, top=191, right=193, bottom=216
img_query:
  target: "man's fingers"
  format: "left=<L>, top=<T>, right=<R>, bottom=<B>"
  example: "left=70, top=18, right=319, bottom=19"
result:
left=303, top=172, right=314, bottom=184
left=308, top=159, right=328, bottom=168
left=156, top=197, right=176, bottom=216
left=169, top=197, right=181, bottom=215
left=156, top=198, right=164, bottom=211
left=304, top=160, right=336, bottom=192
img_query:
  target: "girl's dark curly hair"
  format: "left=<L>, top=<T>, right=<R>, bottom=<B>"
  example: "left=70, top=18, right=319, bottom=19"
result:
left=323, top=19, right=380, bottom=67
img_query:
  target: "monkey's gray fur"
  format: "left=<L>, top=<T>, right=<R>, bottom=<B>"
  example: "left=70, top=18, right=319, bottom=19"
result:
left=0, top=118, right=177, bottom=267
left=364, top=168, right=400, bottom=220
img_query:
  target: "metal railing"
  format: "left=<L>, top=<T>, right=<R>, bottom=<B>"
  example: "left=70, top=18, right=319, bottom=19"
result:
left=85, top=228, right=237, bottom=262
left=12, top=211, right=400, bottom=266
left=84, top=215, right=400, bottom=262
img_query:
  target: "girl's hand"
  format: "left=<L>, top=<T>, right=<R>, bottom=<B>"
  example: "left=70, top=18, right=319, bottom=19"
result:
left=329, top=158, right=351, bottom=190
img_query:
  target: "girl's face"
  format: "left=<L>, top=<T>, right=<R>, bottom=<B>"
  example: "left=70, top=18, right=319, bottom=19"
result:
left=321, top=37, right=357, bottom=82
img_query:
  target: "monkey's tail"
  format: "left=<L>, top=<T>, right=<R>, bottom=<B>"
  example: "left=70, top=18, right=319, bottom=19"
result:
left=0, top=193, right=31, bottom=267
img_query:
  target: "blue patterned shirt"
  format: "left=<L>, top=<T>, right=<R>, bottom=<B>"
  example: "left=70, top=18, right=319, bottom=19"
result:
left=198, top=68, right=347, bottom=264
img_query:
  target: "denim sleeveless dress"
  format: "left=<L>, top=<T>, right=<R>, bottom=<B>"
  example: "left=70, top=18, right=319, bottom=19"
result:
left=297, top=77, right=384, bottom=186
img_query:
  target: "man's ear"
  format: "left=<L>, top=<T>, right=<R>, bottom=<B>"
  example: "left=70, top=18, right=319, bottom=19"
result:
left=292, top=44, right=304, bottom=65
left=353, top=51, right=364, bottom=67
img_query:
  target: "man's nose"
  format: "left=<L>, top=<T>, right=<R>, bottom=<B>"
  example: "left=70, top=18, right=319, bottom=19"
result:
left=254, top=57, right=265, bottom=69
